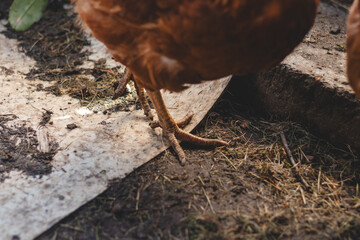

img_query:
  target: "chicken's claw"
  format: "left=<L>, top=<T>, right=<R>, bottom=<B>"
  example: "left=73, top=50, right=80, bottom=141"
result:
left=147, top=89, right=228, bottom=164
left=166, top=124, right=227, bottom=165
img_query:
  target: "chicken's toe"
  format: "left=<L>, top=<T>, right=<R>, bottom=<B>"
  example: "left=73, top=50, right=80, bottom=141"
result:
left=146, top=88, right=228, bottom=164
left=150, top=112, right=193, bottom=129
left=164, top=126, right=227, bottom=164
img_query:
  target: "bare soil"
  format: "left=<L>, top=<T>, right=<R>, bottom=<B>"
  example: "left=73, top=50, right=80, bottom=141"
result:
left=0, top=0, right=359, bottom=239
left=36, top=90, right=360, bottom=240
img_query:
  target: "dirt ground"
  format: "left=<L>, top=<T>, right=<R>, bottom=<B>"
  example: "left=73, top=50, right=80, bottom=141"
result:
left=0, top=0, right=359, bottom=239
left=37, top=91, right=360, bottom=240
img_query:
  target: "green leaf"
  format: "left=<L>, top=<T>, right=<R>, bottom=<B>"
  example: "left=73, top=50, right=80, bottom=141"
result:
left=9, top=0, right=49, bottom=32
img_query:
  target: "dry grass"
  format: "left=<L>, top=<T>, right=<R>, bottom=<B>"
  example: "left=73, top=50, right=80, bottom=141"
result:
left=37, top=93, right=360, bottom=240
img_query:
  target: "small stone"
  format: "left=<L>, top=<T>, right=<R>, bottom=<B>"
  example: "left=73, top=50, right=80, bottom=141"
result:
left=329, top=26, right=341, bottom=35
left=66, top=123, right=78, bottom=130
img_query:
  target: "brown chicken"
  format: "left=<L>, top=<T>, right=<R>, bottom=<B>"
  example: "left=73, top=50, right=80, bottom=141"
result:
left=347, top=0, right=360, bottom=97
left=75, top=0, right=319, bottom=164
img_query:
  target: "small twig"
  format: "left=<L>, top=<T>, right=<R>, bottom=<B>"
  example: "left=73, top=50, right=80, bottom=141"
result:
left=299, top=186, right=307, bottom=204
left=219, top=151, right=237, bottom=170
left=202, top=187, right=215, bottom=214
left=197, top=176, right=205, bottom=186
left=317, top=167, right=322, bottom=193
left=135, top=187, right=141, bottom=211
left=60, top=224, right=85, bottom=232
left=280, top=131, right=310, bottom=188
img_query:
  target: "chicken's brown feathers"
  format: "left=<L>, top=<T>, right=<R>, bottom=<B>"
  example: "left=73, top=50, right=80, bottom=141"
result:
left=347, top=0, right=360, bottom=97
left=76, top=0, right=319, bottom=92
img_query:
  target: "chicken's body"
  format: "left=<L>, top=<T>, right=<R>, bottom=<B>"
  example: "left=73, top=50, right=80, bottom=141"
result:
left=75, top=0, right=319, bottom=163
left=347, top=0, right=360, bottom=97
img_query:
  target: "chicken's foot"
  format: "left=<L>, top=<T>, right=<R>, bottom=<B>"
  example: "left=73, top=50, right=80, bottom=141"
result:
left=146, top=89, right=228, bottom=165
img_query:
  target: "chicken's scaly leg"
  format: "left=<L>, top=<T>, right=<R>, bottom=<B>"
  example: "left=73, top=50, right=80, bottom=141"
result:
left=113, top=68, right=153, bottom=120
left=134, top=82, right=154, bottom=120
left=146, top=89, right=228, bottom=164
left=113, top=67, right=132, bottom=100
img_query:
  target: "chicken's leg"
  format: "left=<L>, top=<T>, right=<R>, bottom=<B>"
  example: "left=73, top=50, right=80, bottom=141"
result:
left=113, top=68, right=153, bottom=120
left=113, top=67, right=132, bottom=100
left=146, top=89, right=228, bottom=164
left=134, top=82, right=154, bottom=120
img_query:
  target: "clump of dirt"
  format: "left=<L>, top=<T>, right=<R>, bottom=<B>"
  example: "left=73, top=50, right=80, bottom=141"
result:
left=0, top=66, right=14, bottom=75
left=0, top=114, right=58, bottom=182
